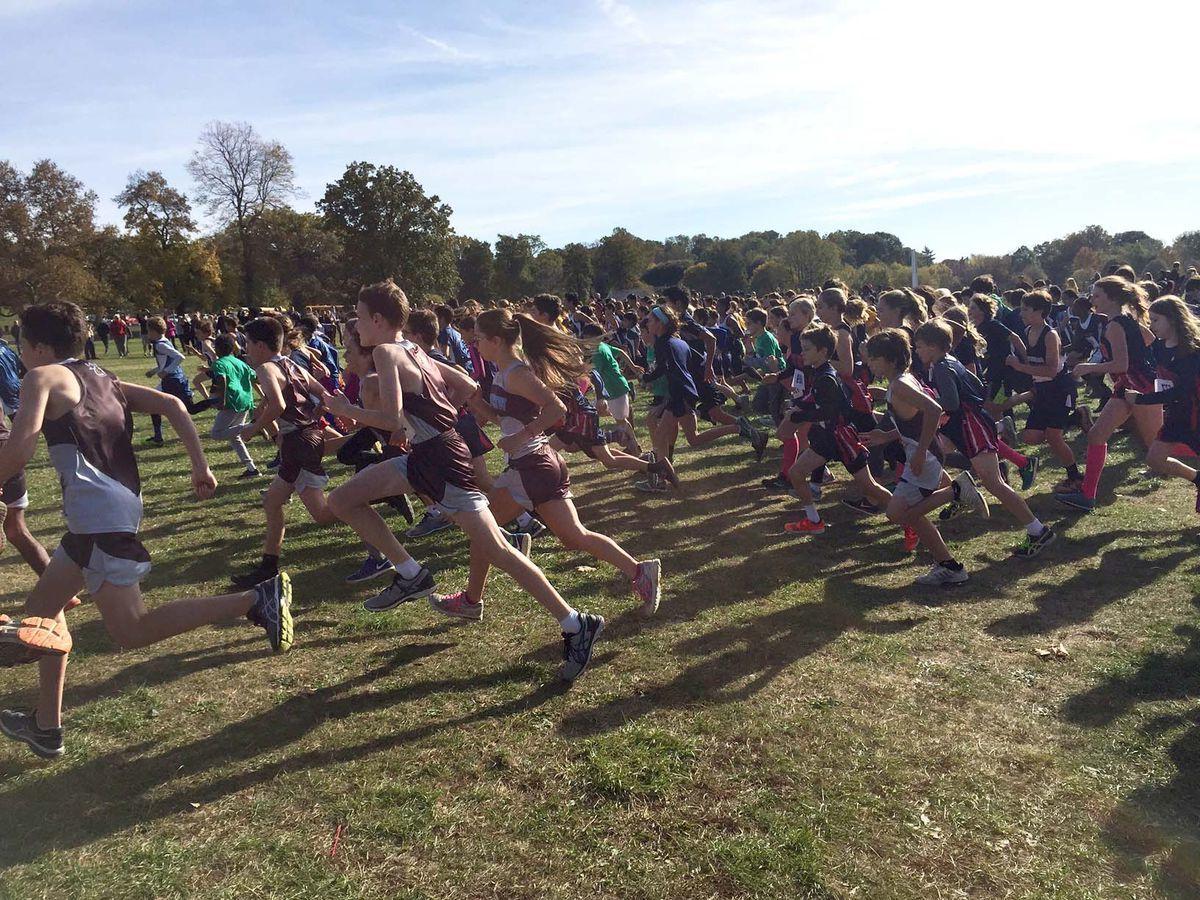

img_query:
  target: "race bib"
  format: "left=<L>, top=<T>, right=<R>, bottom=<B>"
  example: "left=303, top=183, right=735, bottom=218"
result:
left=791, top=370, right=806, bottom=393
left=1155, top=378, right=1173, bottom=393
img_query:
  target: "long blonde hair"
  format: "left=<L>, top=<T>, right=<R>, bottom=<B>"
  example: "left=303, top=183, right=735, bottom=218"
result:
left=477, top=308, right=588, bottom=389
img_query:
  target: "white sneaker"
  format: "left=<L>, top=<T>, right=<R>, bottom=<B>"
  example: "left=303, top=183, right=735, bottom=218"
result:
left=915, top=564, right=969, bottom=587
left=953, top=471, right=990, bottom=519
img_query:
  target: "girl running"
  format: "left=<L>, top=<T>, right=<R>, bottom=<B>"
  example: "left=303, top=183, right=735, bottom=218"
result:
left=1123, top=295, right=1200, bottom=513
left=1056, top=277, right=1162, bottom=512
left=428, top=309, right=663, bottom=620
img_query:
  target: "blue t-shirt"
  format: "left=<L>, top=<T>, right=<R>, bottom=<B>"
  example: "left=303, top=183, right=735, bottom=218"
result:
left=0, top=338, right=21, bottom=415
left=308, top=336, right=341, bottom=378
left=439, top=326, right=475, bottom=376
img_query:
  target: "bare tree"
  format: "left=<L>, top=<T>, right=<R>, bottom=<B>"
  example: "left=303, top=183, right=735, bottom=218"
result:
left=187, top=121, right=296, bottom=302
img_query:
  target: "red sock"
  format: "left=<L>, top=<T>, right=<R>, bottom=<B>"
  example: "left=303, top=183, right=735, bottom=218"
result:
left=1081, top=443, right=1107, bottom=499
left=780, top=434, right=799, bottom=476
left=996, top=440, right=1028, bottom=468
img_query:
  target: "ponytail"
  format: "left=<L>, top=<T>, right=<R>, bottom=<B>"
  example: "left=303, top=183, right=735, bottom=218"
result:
left=477, top=308, right=588, bottom=389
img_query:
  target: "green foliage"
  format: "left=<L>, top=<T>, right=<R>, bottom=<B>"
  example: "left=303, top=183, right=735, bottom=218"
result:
left=749, top=258, right=795, bottom=294
left=492, top=233, right=543, bottom=298
left=827, top=229, right=906, bottom=267
left=778, top=230, right=842, bottom=289
left=593, top=227, right=653, bottom=295
left=642, top=259, right=689, bottom=288
left=454, top=236, right=493, bottom=302
left=698, top=238, right=748, bottom=293
left=318, top=161, right=459, bottom=300
left=560, top=241, right=593, bottom=299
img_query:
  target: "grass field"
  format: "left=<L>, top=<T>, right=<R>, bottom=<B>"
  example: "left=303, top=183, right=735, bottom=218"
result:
left=1, top=347, right=1199, bottom=899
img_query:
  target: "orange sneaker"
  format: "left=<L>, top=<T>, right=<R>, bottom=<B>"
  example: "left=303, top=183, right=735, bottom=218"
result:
left=903, top=525, right=919, bottom=553
left=784, top=518, right=826, bottom=535
left=0, top=616, right=72, bottom=667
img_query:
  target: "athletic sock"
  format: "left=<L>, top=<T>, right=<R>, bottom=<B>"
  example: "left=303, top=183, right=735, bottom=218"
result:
left=1066, top=464, right=1082, bottom=482
left=559, top=610, right=582, bottom=634
left=1026, top=517, right=1044, bottom=536
left=997, top=441, right=1028, bottom=468
left=1081, top=443, right=1107, bottom=499
left=395, top=558, right=422, bottom=579
left=516, top=512, right=534, bottom=528
left=261, top=554, right=279, bottom=571
left=804, top=504, right=820, bottom=523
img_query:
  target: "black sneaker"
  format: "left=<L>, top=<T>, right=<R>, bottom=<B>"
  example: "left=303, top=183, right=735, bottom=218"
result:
left=266, top=453, right=281, bottom=471
left=761, top=473, right=791, bottom=493
left=246, top=572, right=293, bottom=653
left=238, top=468, right=262, bottom=479
left=841, top=497, right=880, bottom=516
left=231, top=562, right=279, bottom=591
left=363, top=567, right=436, bottom=612
left=750, top=428, right=769, bottom=462
left=0, top=709, right=64, bottom=759
left=145, top=435, right=164, bottom=446
left=559, top=612, right=605, bottom=681
left=515, top=517, right=548, bottom=539
left=1014, top=525, right=1057, bottom=558
left=648, top=455, right=680, bottom=488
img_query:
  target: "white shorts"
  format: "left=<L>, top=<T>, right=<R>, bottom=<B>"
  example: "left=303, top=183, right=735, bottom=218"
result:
left=607, top=393, right=631, bottom=422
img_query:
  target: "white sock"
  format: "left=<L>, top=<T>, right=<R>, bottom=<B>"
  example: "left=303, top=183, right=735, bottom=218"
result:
left=1026, top=518, right=1043, bottom=536
left=395, top=557, right=423, bottom=579
left=559, top=610, right=582, bottom=634
left=516, top=512, right=534, bottom=528
left=804, top=504, right=820, bottom=523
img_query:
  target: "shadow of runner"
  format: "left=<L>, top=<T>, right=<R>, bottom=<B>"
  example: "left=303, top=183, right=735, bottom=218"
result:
left=0, top=646, right=574, bottom=867
left=1060, top=599, right=1200, bottom=896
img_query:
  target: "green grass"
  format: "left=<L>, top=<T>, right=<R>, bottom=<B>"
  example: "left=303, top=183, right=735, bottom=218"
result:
left=2, top=349, right=1200, bottom=898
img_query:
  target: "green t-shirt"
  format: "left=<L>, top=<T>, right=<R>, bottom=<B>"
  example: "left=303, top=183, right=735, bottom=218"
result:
left=592, top=342, right=630, bottom=400
left=754, top=330, right=785, bottom=364
left=211, top=354, right=257, bottom=412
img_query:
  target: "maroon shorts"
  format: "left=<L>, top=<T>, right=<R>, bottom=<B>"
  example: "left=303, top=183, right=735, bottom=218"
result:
left=392, top=430, right=488, bottom=514
left=495, top=446, right=571, bottom=510
left=943, top=404, right=998, bottom=459
left=278, top=426, right=327, bottom=488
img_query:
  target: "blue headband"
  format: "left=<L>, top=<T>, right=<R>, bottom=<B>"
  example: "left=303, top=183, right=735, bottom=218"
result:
left=652, top=307, right=669, bottom=325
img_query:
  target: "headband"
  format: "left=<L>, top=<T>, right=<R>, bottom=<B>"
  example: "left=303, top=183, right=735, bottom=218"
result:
left=652, top=307, right=669, bottom=325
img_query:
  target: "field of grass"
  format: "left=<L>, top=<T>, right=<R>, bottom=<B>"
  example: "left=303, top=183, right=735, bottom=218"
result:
left=1, top=347, right=1198, bottom=898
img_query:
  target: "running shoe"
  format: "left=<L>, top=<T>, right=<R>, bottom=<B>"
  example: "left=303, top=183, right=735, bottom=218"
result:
left=1000, top=415, right=1018, bottom=447
left=1018, top=456, right=1040, bottom=491
left=266, top=453, right=281, bottom=471
left=0, top=709, right=64, bottom=759
left=230, top=561, right=279, bottom=591
left=903, top=525, right=919, bottom=553
left=784, top=518, right=826, bottom=535
left=938, top=500, right=968, bottom=521
left=428, top=591, right=483, bottom=622
left=405, top=510, right=453, bottom=539
left=761, top=473, right=791, bottom=492
left=560, top=613, right=605, bottom=681
left=736, top=415, right=755, bottom=439
left=1014, top=525, right=1057, bottom=557
left=503, top=530, right=533, bottom=557
left=363, top=567, right=436, bottom=612
left=247, top=571, right=293, bottom=653
left=514, top=517, right=549, bottom=539
left=841, top=497, right=880, bottom=516
left=648, top=455, right=680, bottom=488
left=751, top=428, right=769, bottom=462
left=145, top=435, right=164, bottom=446
left=953, top=471, right=990, bottom=519
left=0, top=615, right=72, bottom=667
left=632, top=559, right=661, bottom=616
left=344, top=556, right=395, bottom=584
left=635, top=478, right=668, bottom=493
left=914, top=564, right=969, bottom=587
left=238, top=468, right=262, bottom=479
left=1054, top=491, right=1094, bottom=512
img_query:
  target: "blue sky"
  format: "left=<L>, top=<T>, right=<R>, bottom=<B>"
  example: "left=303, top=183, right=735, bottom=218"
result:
left=4, top=0, right=1199, bottom=259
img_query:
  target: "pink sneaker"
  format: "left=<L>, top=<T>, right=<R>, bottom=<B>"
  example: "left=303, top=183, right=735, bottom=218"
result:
left=428, top=591, right=483, bottom=622
left=632, top=559, right=661, bottom=616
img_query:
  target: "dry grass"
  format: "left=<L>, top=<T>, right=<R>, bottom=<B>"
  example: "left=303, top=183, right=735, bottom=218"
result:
left=1, top=349, right=1198, bottom=898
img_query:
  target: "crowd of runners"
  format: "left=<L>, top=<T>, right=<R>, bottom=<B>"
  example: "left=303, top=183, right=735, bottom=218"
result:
left=1, top=260, right=1198, bottom=759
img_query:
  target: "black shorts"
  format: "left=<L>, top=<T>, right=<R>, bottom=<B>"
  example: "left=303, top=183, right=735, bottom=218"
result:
left=1160, top=422, right=1200, bottom=455
left=807, top=422, right=869, bottom=474
left=1, top=468, right=27, bottom=507
left=278, top=426, right=327, bottom=487
left=1025, top=378, right=1076, bottom=432
left=695, top=380, right=726, bottom=421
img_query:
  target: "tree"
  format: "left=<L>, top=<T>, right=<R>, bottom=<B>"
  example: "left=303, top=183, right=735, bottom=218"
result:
left=1171, top=231, right=1200, bottom=268
left=917, top=246, right=936, bottom=266
left=187, top=121, right=297, bottom=302
left=455, top=237, right=493, bottom=303
left=681, top=262, right=715, bottom=294
left=1033, top=225, right=1109, bottom=285
left=255, top=208, right=343, bottom=308
left=115, top=171, right=195, bottom=251
left=561, top=242, right=593, bottom=299
left=778, top=230, right=841, bottom=289
left=492, top=234, right=543, bottom=298
left=0, top=159, right=99, bottom=307
left=642, top=260, right=688, bottom=288
left=749, top=258, right=795, bottom=294
left=531, top=249, right=564, bottom=295
left=827, top=230, right=906, bottom=267
left=593, top=228, right=652, bottom=295
left=698, top=239, right=749, bottom=293
left=318, top=162, right=459, bottom=299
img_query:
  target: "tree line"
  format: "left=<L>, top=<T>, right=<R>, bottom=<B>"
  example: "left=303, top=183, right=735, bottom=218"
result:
left=3, top=120, right=1199, bottom=314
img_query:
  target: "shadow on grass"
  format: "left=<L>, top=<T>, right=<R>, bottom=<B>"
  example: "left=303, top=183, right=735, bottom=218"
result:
left=0, top=645, right=572, bottom=867
left=1060, top=597, right=1200, bottom=896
